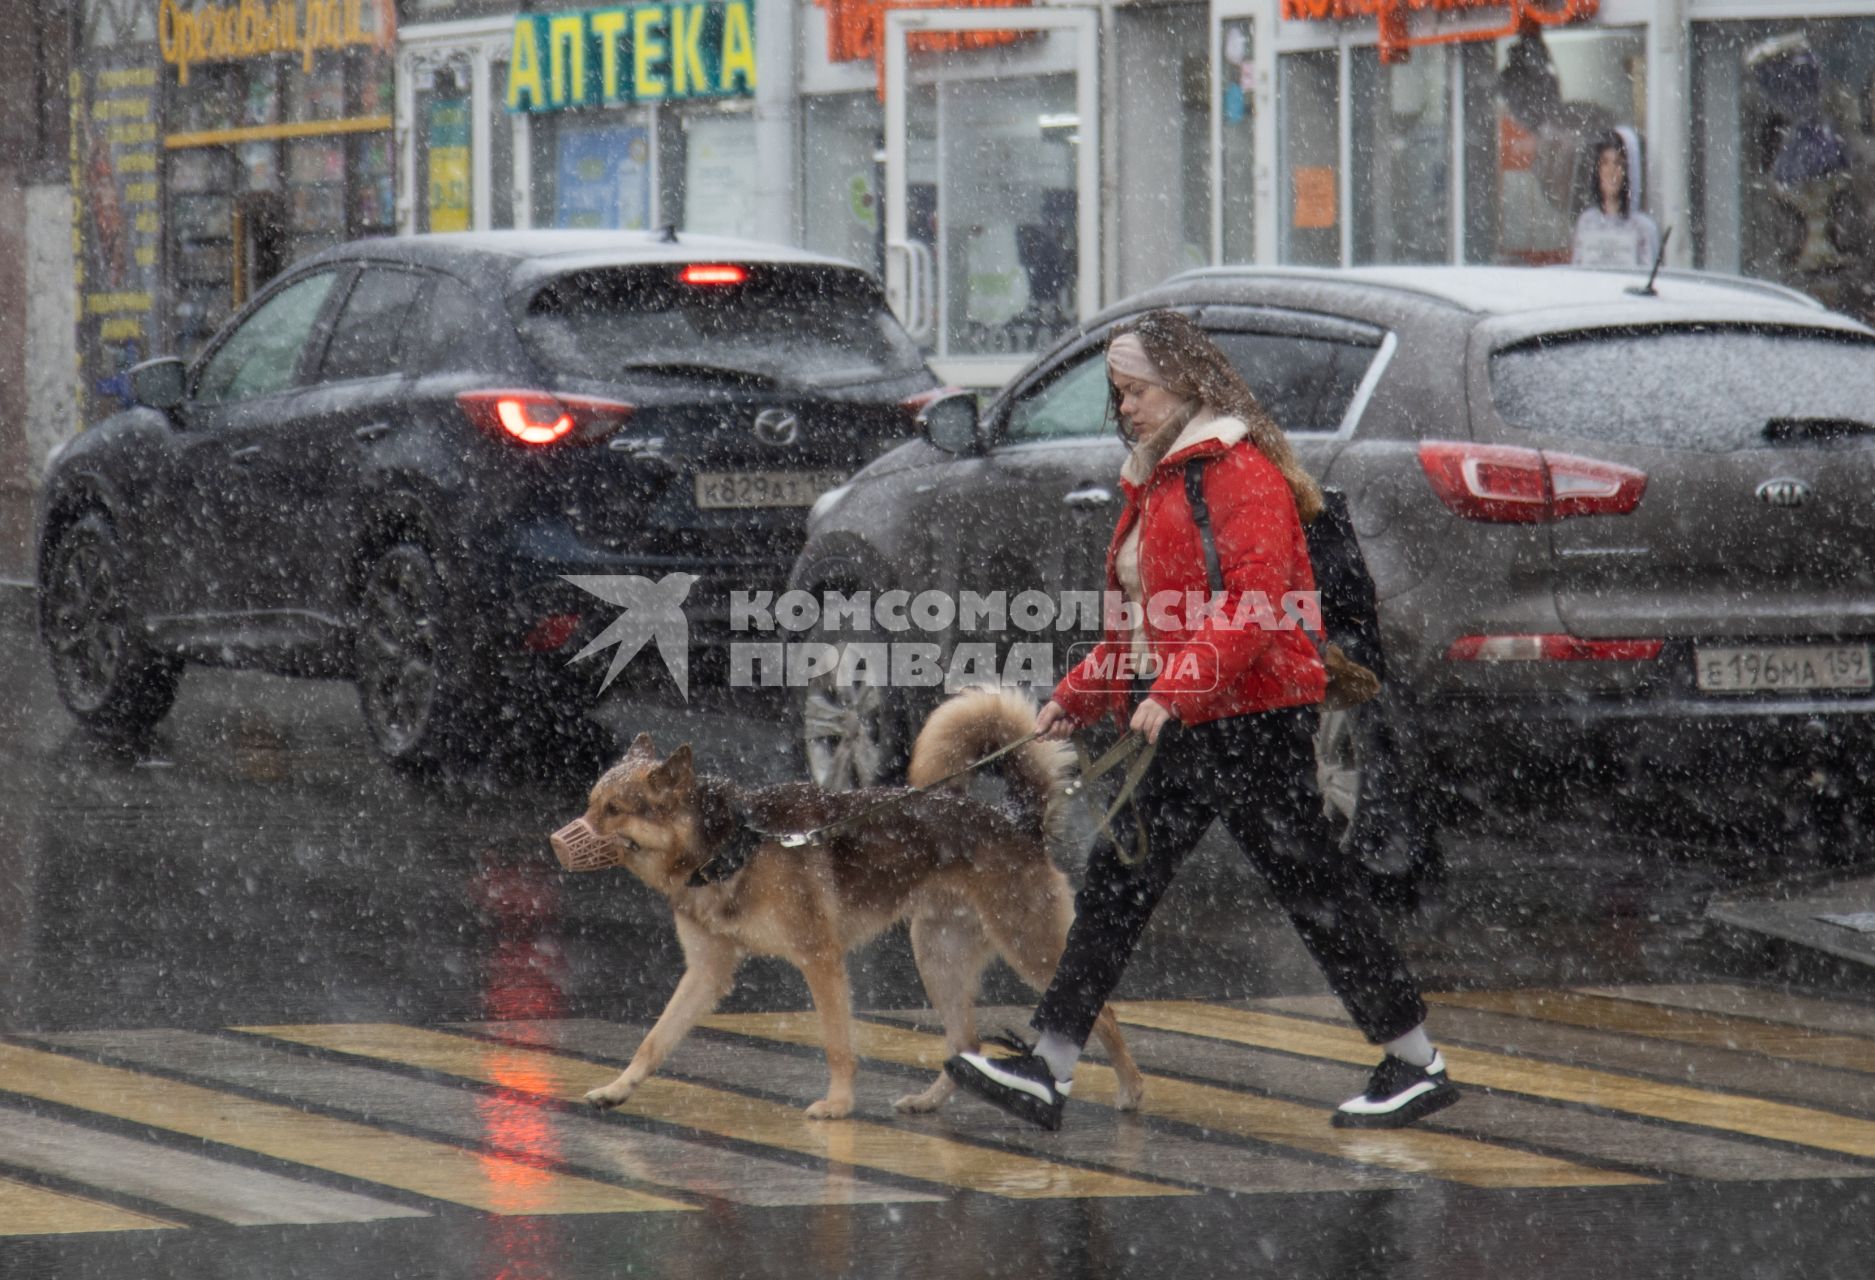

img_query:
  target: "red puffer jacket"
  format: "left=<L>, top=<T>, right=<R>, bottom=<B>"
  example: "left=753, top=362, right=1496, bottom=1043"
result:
left=1052, top=416, right=1326, bottom=728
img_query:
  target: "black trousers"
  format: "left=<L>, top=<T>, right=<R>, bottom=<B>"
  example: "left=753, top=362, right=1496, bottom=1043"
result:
left=1031, top=702, right=1427, bottom=1048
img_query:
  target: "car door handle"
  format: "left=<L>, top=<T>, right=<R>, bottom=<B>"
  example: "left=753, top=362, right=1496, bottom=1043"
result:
left=1062, top=485, right=1115, bottom=509
left=230, top=444, right=264, bottom=464
left=353, top=421, right=393, bottom=442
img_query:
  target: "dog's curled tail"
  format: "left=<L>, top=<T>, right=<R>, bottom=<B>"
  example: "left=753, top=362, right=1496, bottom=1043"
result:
left=907, top=686, right=1072, bottom=836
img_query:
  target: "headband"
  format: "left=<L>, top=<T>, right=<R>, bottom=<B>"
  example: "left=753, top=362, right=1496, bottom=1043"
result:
left=1106, top=333, right=1168, bottom=387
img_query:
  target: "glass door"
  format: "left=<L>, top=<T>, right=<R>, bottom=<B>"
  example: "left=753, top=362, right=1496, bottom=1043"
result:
left=884, top=7, right=1100, bottom=389
left=397, top=22, right=515, bottom=233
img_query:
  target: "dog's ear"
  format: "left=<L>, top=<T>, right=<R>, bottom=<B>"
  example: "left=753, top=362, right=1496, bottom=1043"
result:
left=622, top=732, right=657, bottom=767
left=650, top=743, right=695, bottom=792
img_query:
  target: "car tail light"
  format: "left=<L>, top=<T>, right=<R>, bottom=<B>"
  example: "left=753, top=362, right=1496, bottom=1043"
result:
left=1418, top=442, right=1646, bottom=523
left=523, top=613, right=582, bottom=652
left=679, top=263, right=748, bottom=286
left=1444, top=634, right=1664, bottom=662
left=457, top=390, right=634, bottom=446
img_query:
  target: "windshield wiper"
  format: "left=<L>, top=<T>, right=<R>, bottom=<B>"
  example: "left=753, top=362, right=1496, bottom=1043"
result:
left=1763, top=417, right=1875, bottom=445
left=615, top=361, right=779, bottom=387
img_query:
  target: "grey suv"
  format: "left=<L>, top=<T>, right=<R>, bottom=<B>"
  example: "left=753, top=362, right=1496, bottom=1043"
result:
left=791, top=266, right=1875, bottom=880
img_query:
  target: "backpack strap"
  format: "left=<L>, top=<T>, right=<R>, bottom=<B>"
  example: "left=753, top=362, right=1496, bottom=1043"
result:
left=1183, top=461, right=1224, bottom=594
left=1185, top=457, right=1326, bottom=653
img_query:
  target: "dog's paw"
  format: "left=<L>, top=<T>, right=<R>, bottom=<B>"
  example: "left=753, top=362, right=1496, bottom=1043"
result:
left=1114, top=1077, right=1147, bottom=1113
left=893, top=1076, right=955, bottom=1113
left=585, top=1083, right=633, bottom=1110
left=804, top=1097, right=853, bottom=1120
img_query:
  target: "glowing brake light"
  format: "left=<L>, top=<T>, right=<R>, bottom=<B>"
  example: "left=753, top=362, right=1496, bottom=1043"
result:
left=497, top=397, right=572, bottom=444
left=1444, top=634, right=1664, bottom=662
left=1418, top=441, right=1646, bottom=523
left=680, top=264, right=748, bottom=286
left=456, top=389, right=635, bottom=446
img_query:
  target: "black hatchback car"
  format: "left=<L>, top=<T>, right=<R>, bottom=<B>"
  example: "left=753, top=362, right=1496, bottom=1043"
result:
left=37, top=230, right=938, bottom=767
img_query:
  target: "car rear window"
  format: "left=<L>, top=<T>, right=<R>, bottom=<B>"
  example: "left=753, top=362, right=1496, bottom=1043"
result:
left=517, top=265, right=927, bottom=389
left=1490, top=327, right=1875, bottom=451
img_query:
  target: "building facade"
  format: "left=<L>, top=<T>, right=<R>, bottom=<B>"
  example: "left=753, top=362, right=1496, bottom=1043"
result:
left=20, top=0, right=1875, bottom=503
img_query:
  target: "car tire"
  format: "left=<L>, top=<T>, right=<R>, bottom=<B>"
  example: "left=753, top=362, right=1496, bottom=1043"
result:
left=1315, top=702, right=1441, bottom=911
left=352, top=541, right=475, bottom=772
left=39, top=511, right=182, bottom=740
left=797, top=618, right=910, bottom=791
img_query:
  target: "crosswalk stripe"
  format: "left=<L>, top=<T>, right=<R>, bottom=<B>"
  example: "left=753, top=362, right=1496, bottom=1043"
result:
left=1115, top=1001, right=1875, bottom=1162
left=0, top=1105, right=427, bottom=1226
left=0, top=1042, right=690, bottom=1216
left=0, top=1176, right=179, bottom=1237
left=701, top=1011, right=1643, bottom=1189
left=246, top=1023, right=1187, bottom=1201
left=1577, top=984, right=1875, bottom=1043
left=516, top=1015, right=1406, bottom=1196
left=1432, top=989, right=1875, bottom=1075
left=45, top=1029, right=933, bottom=1211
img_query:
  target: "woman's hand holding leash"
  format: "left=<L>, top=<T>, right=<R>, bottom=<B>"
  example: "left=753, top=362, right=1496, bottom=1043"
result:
left=1129, top=697, right=1176, bottom=745
left=1036, top=700, right=1076, bottom=740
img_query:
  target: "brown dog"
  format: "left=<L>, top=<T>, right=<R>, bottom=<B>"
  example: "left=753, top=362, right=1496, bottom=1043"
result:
left=556, top=686, right=1146, bottom=1120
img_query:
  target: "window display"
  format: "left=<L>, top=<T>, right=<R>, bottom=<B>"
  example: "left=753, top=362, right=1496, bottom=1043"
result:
left=1696, top=18, right=1875, bottom=326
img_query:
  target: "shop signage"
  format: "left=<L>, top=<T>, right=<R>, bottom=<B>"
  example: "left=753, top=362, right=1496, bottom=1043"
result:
left=506, top=2, right=757, bottom=111
left=1280, top=0, right=1598, bottom=64
left=1280, top=0, right=1597, bottom=23
left=157, top=0, right=389, bottom=85
left=817, top=0, right=1032, bottom=67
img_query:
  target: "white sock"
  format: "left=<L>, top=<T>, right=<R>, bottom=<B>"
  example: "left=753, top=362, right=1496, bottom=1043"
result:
left=1034, top=1031, right=1082, bottom=1083
left=1383, top=1025, right=1436, bottom=1068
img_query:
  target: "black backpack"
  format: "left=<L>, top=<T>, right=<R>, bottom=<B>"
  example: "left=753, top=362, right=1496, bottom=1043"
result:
left=1183, top=462, right=1386, bottom=686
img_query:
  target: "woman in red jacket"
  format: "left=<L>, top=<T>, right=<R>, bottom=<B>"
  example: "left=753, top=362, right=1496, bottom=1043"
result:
left=946, top=310, right=1457, bottom=1132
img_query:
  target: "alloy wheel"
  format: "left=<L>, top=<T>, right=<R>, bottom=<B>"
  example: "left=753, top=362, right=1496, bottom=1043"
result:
left=355, top=546, right=443, bottom=759
left=43, top=526, right=129, bottom=714
left=800, top=641, right=895, bottom=791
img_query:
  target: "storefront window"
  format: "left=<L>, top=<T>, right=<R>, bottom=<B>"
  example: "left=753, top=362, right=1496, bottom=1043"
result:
left=1220, top=20, right=1255, bottom=263
left=1694, top=18, right=1875, bottom=326
left=803, top=93, right=884, bottom=277
left=1280, top=50, right=1338, bottom=266
left=903, top=72, right=1081, bottom=358
left=682, top=111, right=761, bottom=239
left=1350, top=44, right=1450, bottom=264
left=164, top=45, right=396, bottom=356
left=529, top=109, right=658, bottom=231
left=1466, top=25, right=1646, bottom=266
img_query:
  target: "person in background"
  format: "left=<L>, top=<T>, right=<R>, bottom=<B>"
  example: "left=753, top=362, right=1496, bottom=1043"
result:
left=1573, top=127, right=1662, bottom=268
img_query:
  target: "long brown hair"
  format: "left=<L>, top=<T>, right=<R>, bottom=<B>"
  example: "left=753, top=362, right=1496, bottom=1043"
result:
left=1109, top=309, right=1324, bottom=523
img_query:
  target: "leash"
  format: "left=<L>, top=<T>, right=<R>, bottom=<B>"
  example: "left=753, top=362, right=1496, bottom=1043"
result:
left=1066, top=732, right=1159, bottom=867
left=689, top=730, right=1044, bottom=885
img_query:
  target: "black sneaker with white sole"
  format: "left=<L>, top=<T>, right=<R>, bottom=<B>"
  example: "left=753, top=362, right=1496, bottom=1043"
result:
left=1332, top=1051, right=1459, bottom=1129
left=944, top=1036, right=1071, bottom=1131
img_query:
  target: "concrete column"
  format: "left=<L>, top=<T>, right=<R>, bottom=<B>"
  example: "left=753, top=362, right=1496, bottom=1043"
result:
left=1647, top=0, right=1691, bottom=267
left=753, top=0, right=802, bottom=246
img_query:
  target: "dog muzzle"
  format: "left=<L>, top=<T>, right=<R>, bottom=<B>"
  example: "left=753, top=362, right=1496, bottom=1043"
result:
left=550, top=818, right=623, bottom=873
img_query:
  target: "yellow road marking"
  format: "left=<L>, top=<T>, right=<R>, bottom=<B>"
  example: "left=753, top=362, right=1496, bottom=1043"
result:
left=0, top=1043, right=688, bottom=1216
left=247, top=1023, right=1185, bottom=1201
left=703, top=1011, right=1644, bottom=1189
left=1115, top=1001, right=1875, bottom=1162
left=1434, top=989, right=1875, bottom=1075
left=0, top=1178, right=179, bottom=1237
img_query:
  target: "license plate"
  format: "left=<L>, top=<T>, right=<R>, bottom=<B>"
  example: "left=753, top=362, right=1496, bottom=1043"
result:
left=1694, top=644, right=1873, bottom=693
left=694, top=470, right=847, bottom=510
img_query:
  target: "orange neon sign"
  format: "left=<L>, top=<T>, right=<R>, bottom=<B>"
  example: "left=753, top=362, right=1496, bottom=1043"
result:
left=816, top=0, right=1033, bottom=69
left=1282, top=0, right=1600, bottom=64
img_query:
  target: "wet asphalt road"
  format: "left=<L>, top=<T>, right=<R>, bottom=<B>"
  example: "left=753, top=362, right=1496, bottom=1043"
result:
left=3, top=585, right=1875, bottom=1278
